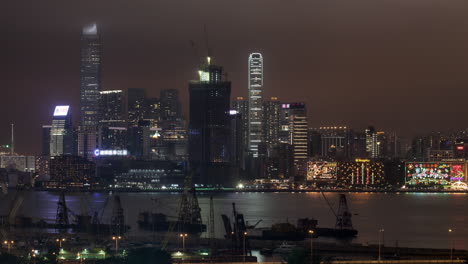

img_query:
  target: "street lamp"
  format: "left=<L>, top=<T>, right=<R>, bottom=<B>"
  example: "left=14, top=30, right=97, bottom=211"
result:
left=308, top=230, right=315, bottom=262
left=179, top=233, right=188, bottom=252
left=378, top=228, right=385, bottom=261
left=448, top=229, right=453, bottom=261
left=243, top=232, right=248, bottom=263
left=112, top=236, right=122, bottom=254
left=3, top=240, right=14, bottom=253
left=56, top=238, right=66, bottom=248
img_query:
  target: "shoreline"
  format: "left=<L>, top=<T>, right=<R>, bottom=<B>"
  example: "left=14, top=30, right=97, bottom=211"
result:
left=23, top=187, right=468, bottom=194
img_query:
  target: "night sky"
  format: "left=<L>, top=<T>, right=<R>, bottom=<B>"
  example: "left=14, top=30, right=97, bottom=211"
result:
left=3, top=0, right=468, bottom=154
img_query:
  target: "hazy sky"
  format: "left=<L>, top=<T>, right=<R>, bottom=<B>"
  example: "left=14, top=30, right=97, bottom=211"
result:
left=2, top=0, right=468, bottom=154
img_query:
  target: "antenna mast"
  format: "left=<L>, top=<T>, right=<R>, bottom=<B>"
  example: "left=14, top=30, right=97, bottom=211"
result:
left=204, top=24, right=211, bottom=58
left=11, top=123, right=14, bottom=155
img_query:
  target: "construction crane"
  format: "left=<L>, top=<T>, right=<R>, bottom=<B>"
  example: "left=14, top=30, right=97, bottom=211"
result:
left=111, top=195, right=125, bottom=236
left=335, top=194, right=354, bottom=230
left=221, top=203, right=251, bottom=255
left=319, top=190, right=355, bottom=231
left=162, top=171, right=204, bottom=249
left=55, top=191, right=69, bottom=227
left=8, top=188, right=27, bottom=226
left=209, top=196, right=215, bottom=251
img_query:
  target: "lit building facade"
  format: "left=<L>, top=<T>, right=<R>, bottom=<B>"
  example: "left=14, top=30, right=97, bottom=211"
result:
left=145, top=97, right=161, bottom=127
left=47, top=155, right=96, bottom=188
left=405, top=162, right=467, bottom=186
left=315, top=126, right=352, bottom=159
left=50, top=106, right=73, bottom=156
left=99, top=90, right=125, bottom=121
left=113, top=160, right=185, bottom=189
left=365, top=126, right=379, bottom=159
left=99, top=90, right=127, bottom=150
left=127, top=88, right=147, bottom=126
left=80, top=23, right=101, bottom=127
left=338, top=159, right=385, bottom=187
left=248, top=53, right=263, bottom=157
left=284, top=103, right=309, bottom=177
left=0, top=156, right=36, bottom=172
left=263, top=97, right=281, bottom=156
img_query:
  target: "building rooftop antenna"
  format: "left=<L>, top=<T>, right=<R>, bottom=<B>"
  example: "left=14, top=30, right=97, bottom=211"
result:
left=11, top=123, right=14, bottom=155
left=204, top=24, right=212, bottom=61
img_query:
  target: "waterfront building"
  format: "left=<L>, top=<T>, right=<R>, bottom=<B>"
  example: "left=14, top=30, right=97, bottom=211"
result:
left=113, top=160, right=185, bottom=189
left=404, top=161, right=467, bottom=186
left=338, top=159, right=385, bottom=187
left=0, top=155, right=36, bottom=172
left=248, top=53, right=264, bottom=158
left=46, top=155, right=96, bottom=188
left=307, top=161, right=338, bottom=183
left=188, top=57, right=231, bottom=185
left=80, top=23, right=101, bottom=127
left=35, top=156, right=50, bottom=180
left=50, top=105, right=74, bottom=156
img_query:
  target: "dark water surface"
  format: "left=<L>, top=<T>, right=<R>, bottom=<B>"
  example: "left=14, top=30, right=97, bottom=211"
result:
left=1, top=191, right=466, bottom=250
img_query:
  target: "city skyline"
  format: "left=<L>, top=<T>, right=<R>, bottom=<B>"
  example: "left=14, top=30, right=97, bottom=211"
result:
left=4, top=0, right=468, bottom=154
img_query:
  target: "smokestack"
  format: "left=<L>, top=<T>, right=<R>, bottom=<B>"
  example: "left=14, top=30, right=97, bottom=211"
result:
left=11, top=123, right=14, bottom=155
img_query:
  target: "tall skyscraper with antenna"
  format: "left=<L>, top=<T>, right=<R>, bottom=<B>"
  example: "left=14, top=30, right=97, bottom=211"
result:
left=80, top=23, right=101, bottom=127
left=78, top=23, right=101, bottom=159
left=248, top=53, right=263, bottom=158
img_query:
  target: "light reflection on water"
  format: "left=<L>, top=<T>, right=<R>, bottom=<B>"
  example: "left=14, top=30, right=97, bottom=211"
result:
left=0, top=191, right=466, bottom=250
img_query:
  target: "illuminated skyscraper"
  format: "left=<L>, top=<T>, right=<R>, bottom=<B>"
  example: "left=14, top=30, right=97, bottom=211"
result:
left=80, top=23, right=101, bottom=127
left=263, top=97, right=281, bottom=155
left=281, top=103, right=309, bottom=177
left=98, top=90, right=127, bottom=150
left=248, top=53, right=263, bottom=157
left=50, top=106, right=73, bottom=156
left=366, top=126, right=379, bottom=159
